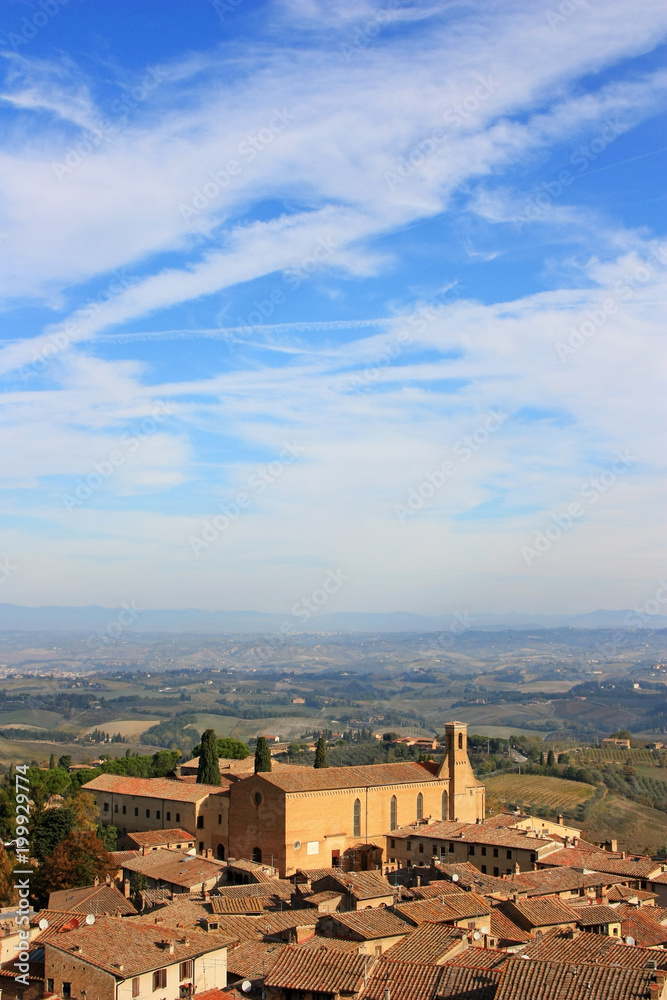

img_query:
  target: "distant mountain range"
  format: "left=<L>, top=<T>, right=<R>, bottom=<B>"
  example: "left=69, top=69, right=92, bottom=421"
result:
left=0, top=604, right=665, bottom=633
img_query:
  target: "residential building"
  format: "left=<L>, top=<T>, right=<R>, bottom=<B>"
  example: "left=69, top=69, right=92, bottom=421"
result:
left=82, top=773, right=230, bottom=856
left=43, top=914, right=233, bottom=1000
left=386, top=818, right=559, bottom=874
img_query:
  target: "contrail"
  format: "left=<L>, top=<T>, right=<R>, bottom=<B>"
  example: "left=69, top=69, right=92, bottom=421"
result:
left=93, top=319, right=392, bottom=344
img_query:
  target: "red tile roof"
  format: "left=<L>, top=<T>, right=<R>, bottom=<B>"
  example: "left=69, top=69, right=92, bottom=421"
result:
left=495, top=955, right=661, bottom=1000
left=124, top=828, right=195, bottom=846
left=395, top=892, right=490, bottom=926
left=539, top=848, right=663, bottom=880
left=83, top=773, right=229, bottom=801
left=360, top=960, right=445, bottom=1000
left=520, top=930, right=667, bottom=968
left=572, top=905, right=621, bottom=928
left=511, top=868, right=626, bottom=896
left=257, top=760, right=440, bottom=792
left=316, top=871, right=394, bottom=900
left=391, top=819, right=555, bottom=852
left=121, top=848, right=225, bottom=888
left=44, top=913, right=234, bottom=978
left=265, top=944, right=372, bottom=993
left=489, top=909, right=533, bottom=944
left=615, top=903, right=667, bottom=948
left=47, top=883, right=137, bottom=916
left=504, top=897, right=579, bottom=929
left=382, top=923, right=465, bottom=963
left=326, top=908, right=409, bottom=940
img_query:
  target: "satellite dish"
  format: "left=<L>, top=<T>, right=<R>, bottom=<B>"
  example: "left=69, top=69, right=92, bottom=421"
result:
left=85, top=914, right=95, bottom=925
left=70, top=917, right=80, bottom=929
left=38, top=919, right=48, bottom=930
left=473, top=931, right=480, bottom=940
left=241, top=981, right=252, bottom=993
left=481, top=926, right=489, bottom=936
left=626, top=936, right=635, bottom=946
left=451, top=874, right=459, bottom=882
left=293, top=841, right=302, bottom=851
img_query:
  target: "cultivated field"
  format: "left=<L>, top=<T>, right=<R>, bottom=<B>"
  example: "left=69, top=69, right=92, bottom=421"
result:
left=82, top=719, right=160, bottom=738
left=485, top=773, right=596, bottom=813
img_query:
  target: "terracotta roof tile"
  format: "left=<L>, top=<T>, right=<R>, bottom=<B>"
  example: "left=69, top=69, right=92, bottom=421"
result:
left=325, top=908, right=409, bottom=940
left=539, top=849, right=663, bottom=879
left=495, top=955, right=659, bottom=1000
left=395, top=892, right=490, bottom=926
left=382, top=923, right=465, bottom=963
left=83, top=773, right=229, bottom=801
left=504, top=897, right=579, bottom=929
left=512, top=868, right=626, bottom=896
left=44, top=913, right=234, bottom=978
left=47, top=883, right=137, bottom=915
left=489, top=909, right=533, bottom=944
left=360, top=960, right=445, bottom=1000
left=615, top=903, right=667, bottom=947
left=572, top=905, right=621, bottom=927
left=520, top=931, right=667, bottom=968
left=315, top=871, right=394, bottom=900
left=214, top=880, right=292, bottom=900
left=265, top=944, right=373, bottom=993
left=123, top=828, right=195, bottom=847
left=227, top=940, right=285, bottom=980
left=258, top=760, right=439, bottom=792
left=444, top=948, right=509, bottom=971
left=391, top=820, right=555, bottom=852
left=121, top=848, right=225, bottom=888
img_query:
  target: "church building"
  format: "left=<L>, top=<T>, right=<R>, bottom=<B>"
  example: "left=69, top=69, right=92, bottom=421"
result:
left=228, top=721, right=484, bottom=876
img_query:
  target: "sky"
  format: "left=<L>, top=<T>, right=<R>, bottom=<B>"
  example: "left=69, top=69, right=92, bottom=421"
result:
left=0, top=0, right=665, bottom=618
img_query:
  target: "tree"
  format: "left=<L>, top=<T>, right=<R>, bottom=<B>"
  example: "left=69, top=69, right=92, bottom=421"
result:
left=33, top=807, right=75, bottom=862
left=539, top=752, right=545, bottom=766
left=0, top=843, right=18, bottom=906
left=254, top=736, right=272, bottom=773
left=57, top=755, right=72, bottom=771
left=68, top=791, right=99, bottom=832
left=97, top=824, right=118, bottom=851
left=314, top=737, right=328, bottom=769
left=49, top=753, right=57, bottom=770
left=546, top=749, right=555, bottom=767
left=191, top=736, right=250, bottom=760
left=196, top=729, right=221, bottom=785
left=34, top=832, right=116, bottom=902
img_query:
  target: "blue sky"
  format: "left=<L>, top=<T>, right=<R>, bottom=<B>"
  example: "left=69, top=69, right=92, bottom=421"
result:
left=0, top=0, right=665, bottom=616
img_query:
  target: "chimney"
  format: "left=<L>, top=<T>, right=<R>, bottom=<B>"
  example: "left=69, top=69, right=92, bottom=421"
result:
left=142, top=846, right=148, bottom=856
left=123, top=879, right=131, bottom=899
left=169, top=942, right=175, bottom=955
left=621, top=852, right=627, bottom=860
left=105, top=874, right=111, bottom=885
left=93, top=877, right=99, bottom=887
left=416, top=876, right=421, bottom=887
left=557, top=814, right=564, bottom=825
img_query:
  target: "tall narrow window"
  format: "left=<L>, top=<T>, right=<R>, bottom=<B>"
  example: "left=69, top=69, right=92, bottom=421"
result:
left=252, top=846, right=262, bottom=863
left=416, top=792, right=423, bottom=821
left=441, top=789, right=448, bottom=821
left=458, top=732, right=463, bottom=750
left=390, top=795, right=397, bottom=830
left=353, top=798, right=361, bottom=838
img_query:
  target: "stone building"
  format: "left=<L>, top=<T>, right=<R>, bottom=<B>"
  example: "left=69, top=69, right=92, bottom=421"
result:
left=82, top=773, right=230, bottom=857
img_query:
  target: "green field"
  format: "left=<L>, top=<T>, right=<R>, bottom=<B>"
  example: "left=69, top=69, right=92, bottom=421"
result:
left=0, top=709, right=64, bottom=728
left=582, top=793, right=667, bottom=856
left=187, top=714, right=314, bottom=742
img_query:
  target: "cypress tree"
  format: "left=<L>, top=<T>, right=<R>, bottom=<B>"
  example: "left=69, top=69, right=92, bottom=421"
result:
left=254, top=736, right=272, bottom=773
left=196, top=729, right=221, bottom=785
left=546, top=749, right=555, bottom=767
left=539, top=752, right=544, bottom=766
left=314, top=737, right=328, bottom=769
left=49, top=753, right=57, bottom=770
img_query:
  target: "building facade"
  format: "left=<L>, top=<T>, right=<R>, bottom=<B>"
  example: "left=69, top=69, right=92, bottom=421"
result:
left=229, top=722, right=485, bottom=876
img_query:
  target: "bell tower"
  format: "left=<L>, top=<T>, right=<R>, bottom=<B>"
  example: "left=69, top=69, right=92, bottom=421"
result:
left=436, top=721, right=485, bottom=822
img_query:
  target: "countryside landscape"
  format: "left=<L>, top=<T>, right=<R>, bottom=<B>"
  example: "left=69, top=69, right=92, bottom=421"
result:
left=2, top=623, right=666, bottom=854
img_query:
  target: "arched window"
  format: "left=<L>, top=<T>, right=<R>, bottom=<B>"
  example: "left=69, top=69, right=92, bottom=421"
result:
left=458, top=732, right=463, bottom=750
left=390, top=795, right=397, bottom=830
left=217, top=843, right=225, bottom=860
left=416, top=792, right=423, bottom=821
left=441, top=789, right=448, bottom=821
left=353, top=798, right=361, bottom=838
left=252, top=847, right=262, bottom=863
